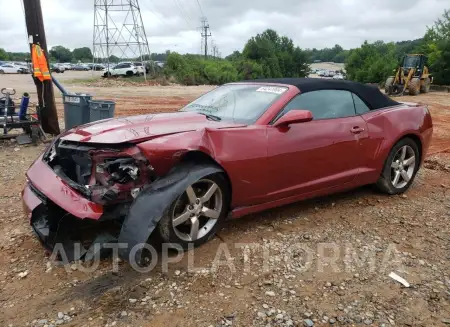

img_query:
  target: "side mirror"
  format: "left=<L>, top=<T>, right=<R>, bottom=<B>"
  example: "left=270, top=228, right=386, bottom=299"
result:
left=273, top=109, right=313, bottom=127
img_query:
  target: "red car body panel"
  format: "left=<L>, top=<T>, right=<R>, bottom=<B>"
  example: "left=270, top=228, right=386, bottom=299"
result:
left=24, top=155, right=104, bottom=219
left=22, top=82, right=433, bottom=223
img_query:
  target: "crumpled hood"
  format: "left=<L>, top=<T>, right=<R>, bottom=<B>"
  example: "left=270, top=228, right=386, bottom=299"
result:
left=60, top=112, right=246, bottom=144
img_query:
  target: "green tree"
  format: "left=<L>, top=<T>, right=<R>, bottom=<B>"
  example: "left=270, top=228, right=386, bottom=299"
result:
left=345, top=41, right=397, bottom=83
left=0, top=48, right=8, bottom=61
left=424, top=9, right=450, bottom=84
left=108, top=55, right=120, bottom=63
left=72, top=47, right=93, bottom=62
left=242, top=29, right=309, bottom=78
left=49, top=46, right=72, bottom=62
left=225, top=51, right=242, bottom=61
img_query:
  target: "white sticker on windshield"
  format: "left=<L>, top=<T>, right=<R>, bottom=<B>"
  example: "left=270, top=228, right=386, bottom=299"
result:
left=256, top=86, right=287, bottom=94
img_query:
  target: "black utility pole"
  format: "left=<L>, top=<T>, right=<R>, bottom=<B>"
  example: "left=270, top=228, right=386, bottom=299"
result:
left=23, top=0, right=60, bottom=135
left=201, top=17, right=211, bottom=59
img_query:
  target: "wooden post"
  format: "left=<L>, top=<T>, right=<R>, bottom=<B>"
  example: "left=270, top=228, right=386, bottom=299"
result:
left=23, top=0, right=60, bottom=135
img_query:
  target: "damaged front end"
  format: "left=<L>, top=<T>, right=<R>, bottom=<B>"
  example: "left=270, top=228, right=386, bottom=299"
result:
left=44, top=139, right=155, bottom=204
left=24, top=139, right=156, bottom=262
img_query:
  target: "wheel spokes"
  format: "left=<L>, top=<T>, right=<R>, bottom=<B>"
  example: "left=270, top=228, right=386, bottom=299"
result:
left=201, top=183, right=218, bottom=203
left=172, top=178, right=223, bottom=242
left=391, top=161, right=400, bottom=169
left=202, top=206, right=220, bottom=219
left=189, top=216, right=199, bottom=241
left=392, top=171, right=401, bottom=186
left=400, top=146, right=407, bottom=161
left=400, top=170, right=410, bottom=182
left=185, top=186, right=197, bottom=204
left=173, top=210, right=191, bottom=227
left=403, top=156, right=415, bottom=167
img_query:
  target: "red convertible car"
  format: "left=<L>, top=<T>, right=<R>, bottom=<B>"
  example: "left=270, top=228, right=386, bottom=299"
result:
left=22, top=78, right=433, bottom=262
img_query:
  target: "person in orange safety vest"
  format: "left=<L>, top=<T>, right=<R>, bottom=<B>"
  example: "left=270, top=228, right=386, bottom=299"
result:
left=31, top=44, right=51, bottom=82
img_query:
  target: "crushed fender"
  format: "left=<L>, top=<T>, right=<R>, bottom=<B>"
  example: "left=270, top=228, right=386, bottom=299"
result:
left=118, top=163, right=223, bottom=264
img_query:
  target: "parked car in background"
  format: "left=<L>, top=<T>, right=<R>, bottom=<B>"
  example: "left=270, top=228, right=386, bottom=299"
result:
left=51, top=64, right=65, bottom=73
left=133, top=62, right=147, bottom=75
left=333, top=73, right=344, bottom=80
left=88, top=63, right=105, bottom=71
left=62, top=63, right=73, bottom=70
left=103, top=62, right=138, bottom=77
left=0, top=63, right=25, bottom=74
left=72, top=64, right=90, bottom=71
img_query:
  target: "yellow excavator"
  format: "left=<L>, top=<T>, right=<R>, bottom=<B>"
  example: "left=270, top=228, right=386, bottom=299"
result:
left=385, top=54, right=432, bottom=96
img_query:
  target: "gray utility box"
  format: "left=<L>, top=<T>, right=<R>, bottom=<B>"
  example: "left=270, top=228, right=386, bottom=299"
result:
left=89, top=100, right=116, bottom=122
left=63, top=93, right=92, bottom=130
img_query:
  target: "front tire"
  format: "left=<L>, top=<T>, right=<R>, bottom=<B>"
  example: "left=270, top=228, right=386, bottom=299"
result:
left=421, top=77, right=430, bottom=93
left=408, top=78, right=421, bottom=96
left=156, top=173, right=230, bottom=249
left=385, top=77, right=394, bottom=94
left=376, top=138, right=420, bottom=194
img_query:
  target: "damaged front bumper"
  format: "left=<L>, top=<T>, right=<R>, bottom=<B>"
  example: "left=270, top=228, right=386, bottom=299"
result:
left=22, top=158, right=122, bottom=262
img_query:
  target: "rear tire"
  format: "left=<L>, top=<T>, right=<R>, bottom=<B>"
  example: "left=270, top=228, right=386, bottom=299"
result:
left=156, top=172, right=230, bottom=250
left=376, top=138, right=420, bottom=195
left=408, top=78, right=420, bottom=96
left=420, top=77, right=430, bottom=93
left=385, top=77, right=394, bottom=94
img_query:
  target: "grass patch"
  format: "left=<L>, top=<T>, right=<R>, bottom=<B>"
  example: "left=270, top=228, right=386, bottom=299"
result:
left=64, top=77, right=102, bottom=85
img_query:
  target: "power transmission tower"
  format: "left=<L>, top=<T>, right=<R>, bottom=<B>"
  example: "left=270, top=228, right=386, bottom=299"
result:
left=93, top=0, right=151, bottom=78
left=200, top=17, right=211, bottom=59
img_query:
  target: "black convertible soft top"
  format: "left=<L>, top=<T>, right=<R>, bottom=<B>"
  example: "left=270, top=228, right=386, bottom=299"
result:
left=239, top=78, right=400, bottom=110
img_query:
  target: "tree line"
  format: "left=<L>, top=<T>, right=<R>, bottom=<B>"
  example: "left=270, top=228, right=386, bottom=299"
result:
left=164, top=29, right=309, bottom=85
left=0, top=46, right=171, bottom=64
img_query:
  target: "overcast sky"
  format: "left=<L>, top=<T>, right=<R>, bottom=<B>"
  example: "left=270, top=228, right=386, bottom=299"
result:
left=0, top=0, right=448, bottom=57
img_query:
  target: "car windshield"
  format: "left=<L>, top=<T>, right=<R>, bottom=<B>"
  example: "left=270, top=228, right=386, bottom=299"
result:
left=180, top=84, right=287, bottom=124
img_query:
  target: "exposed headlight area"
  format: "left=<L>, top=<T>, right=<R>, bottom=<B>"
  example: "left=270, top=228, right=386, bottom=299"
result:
left=44, top=139, right=154, bottom=205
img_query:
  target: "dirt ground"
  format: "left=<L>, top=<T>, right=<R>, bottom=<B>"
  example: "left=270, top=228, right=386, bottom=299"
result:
left=0, top=74, right=449, bottom=327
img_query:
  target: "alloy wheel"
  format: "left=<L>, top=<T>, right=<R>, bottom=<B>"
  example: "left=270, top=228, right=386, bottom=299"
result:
left=390, top=145, right=416, bottom=188
left=171, top=179, right=223, bottom=242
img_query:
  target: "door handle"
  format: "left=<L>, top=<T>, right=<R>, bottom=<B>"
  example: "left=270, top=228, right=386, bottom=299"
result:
left=350, top=126, right=364, bottom=134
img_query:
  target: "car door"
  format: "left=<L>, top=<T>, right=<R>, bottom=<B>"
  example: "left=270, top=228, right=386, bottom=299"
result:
left=266, top=89, right=368, bottom=200
left=123, top=64, right=132, bottom=75
left=112, top=64, right=124, bottom=76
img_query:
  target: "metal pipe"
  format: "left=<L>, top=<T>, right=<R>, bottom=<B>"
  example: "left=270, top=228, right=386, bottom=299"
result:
left=52, top=76, right=68, bottom=95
